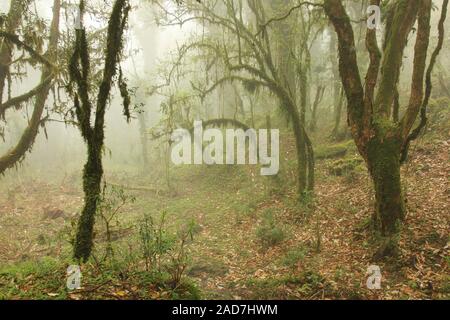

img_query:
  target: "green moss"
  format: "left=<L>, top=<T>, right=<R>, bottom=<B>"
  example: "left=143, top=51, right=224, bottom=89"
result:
left=0, top=257, right=68, bottom=300
left=328, top=156, right=364, bottom=177
left=367, top=119, right=405, bottom=241
left=315, top=140, right=356, bottom=160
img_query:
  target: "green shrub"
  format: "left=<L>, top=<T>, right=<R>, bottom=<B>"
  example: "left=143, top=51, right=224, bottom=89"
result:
left=281, top=246, right=308, bottom=267
left=328, top=156, right=364, bottom=177
left=256, top=209, right=286, bottom=247
left=138, top=211, right=175, bottom=272
left=138, top=212, right=196, bottom=289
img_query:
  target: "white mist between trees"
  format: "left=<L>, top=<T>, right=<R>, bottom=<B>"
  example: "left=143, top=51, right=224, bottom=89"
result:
left=170, top=121, right=279, bottom=176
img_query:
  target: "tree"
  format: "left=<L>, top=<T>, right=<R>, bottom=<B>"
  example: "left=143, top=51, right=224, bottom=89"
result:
left=329, top=26, right=344, bottom=139
left=324, top=0, right=448, bottom=256
left=157, top=0, right=319, bottom=199
left=0, top=0, right=60, bottom=174
left=309, top=84, right=325, bottom=132
left=69, top=0, right=131, bottom=262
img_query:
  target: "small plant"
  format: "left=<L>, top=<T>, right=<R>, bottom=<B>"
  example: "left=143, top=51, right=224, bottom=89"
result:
left=166, top=220, right=195, bottom=288
left=233, top=201, right=257, bottom=224
left=281, top=246, right=309, bottom=268
left=138, top=212, right=196, bottom=289
left=298, top=191, right=316, bottom=222
left=95, top=183, right=136, bottom=261
left=138, top=211, right=174, bottom=272
left=256, top=209, right=286, bottom=248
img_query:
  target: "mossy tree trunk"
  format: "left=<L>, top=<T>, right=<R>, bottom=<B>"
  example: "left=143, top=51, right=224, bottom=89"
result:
left=325, top=0, right=447, bottom=256
left=0, top=0, right=29, bottom=105
left=70, top=0, right=130, bottom=262
left=329, top=27, right=343, bottom=138
left=297, top=68, right=308, bottom=195
left=0, top=0, right=60, bottom=174
left=366, top=125, right=405, bottom=235
left=271, top=0, right=311, bottom=197
left=309, top=85, right=325, bottom=132
left=74, top=144, right=103, bottom=260
left=138, top=112, right=149, bottom=173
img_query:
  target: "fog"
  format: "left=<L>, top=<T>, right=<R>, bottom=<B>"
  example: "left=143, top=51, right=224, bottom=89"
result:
left=0, top=0, right=202, bottom=183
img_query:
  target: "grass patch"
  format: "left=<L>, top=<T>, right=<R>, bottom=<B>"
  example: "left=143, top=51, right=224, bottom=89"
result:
left=315, top=140, right=356, bottom=160
left=245, top=271, right=330, bottom=299
left=280, top=246, right=309, bottom=268
left=256, top=209, right=286, bottom=248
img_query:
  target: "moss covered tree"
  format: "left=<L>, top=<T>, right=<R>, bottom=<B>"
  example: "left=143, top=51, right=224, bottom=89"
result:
left=324, top=0, right=448, bottom=256
left=0, top=0, right=60, bottom=174
left=69, top=0, right=131, bottom=262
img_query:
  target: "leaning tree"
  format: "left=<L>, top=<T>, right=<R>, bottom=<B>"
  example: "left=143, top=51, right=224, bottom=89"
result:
left=324, top=0, right=448, bottom=255
left=0, top=0, right=61, bottom=174
left=156, top=0, right=317, bottom=199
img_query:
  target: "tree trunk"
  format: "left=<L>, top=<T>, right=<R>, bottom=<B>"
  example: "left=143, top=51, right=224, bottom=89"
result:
left=309, top=85, right=325, bottom=132
left=74, top=144, right=103, bottom=261
left=138, top=112, right=149, bottom=173
left=332, top=88, right=344, bottom=138
left=0, top=0, right=29, bottom=105
left=329, top=26, right=343, bottom=138
left=0, top=0, right=59, bottom=174
left=71, top=0, right=130, bottom=262
left=297, top=68, right=308, bottom=196
left=292, top=115, right=307, bottom=197
left=367, top=130, right=405, bottom=237
left=393, top=87, right=400, bottom=122
left=305, top=132, right=315, bottom=192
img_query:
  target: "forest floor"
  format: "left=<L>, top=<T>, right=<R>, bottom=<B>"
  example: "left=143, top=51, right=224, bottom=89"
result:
left=0, top=128, right=448, bottom=300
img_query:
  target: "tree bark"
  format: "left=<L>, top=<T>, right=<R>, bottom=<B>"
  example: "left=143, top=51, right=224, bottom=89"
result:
left=138, top=112, right=149, bottom=173
left=324, top=0, right=443, bottom=257
left=367, top=127, right=405, bottom=236
left=71, top=0, right=130, bottom=262
left=74, top=144, right=103, bottom=260
left=0, top=0, right=30, bottom=105
left=309, top=85, right=325, bottom=132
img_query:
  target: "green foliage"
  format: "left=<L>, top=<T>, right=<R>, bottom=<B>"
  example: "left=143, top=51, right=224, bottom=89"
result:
left=242, top=79, right=259, bottom=94
left=0, top=253, right=200, bottom=300
left=233, top=201, right=257, bottom=224
left=428, top=97, right=450, bottom=132
left=138, top=211, right=175, bottom=272
left=95, top=184, right=136, bottom=260
left=138, top=211, right=195, bottom=289
left=281, top=246, right=309, bottom=268
left=166, top=220, right=196, bottom=287
left=245, top=271, right=330, bottom=299
left=0, top=257, right=67, bottom=300
left=256, top=209, right=286, bottom=248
